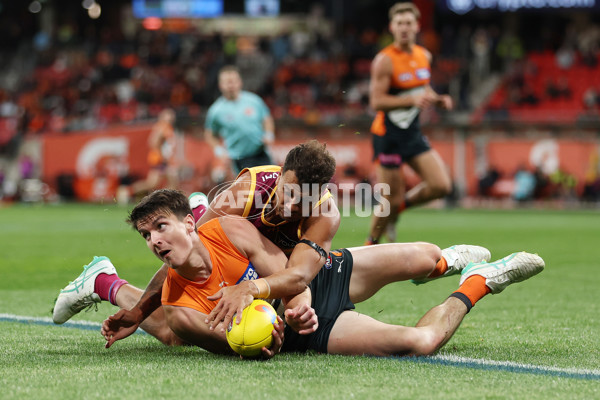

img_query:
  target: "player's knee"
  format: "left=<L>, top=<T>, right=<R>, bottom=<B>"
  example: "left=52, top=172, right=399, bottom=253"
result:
left=429, top=180, right=452, bottom=199
left=409, top=331, right=440, bottom=356
left=407, top=242, right=442, bottom=276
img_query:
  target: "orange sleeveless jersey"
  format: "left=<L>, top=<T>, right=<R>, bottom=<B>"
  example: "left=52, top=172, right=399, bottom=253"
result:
left=371, top=44, right=431, bottom=136
left=161, top=218, right=259, bottom=315
left=147, top=121, right=175, bottom=167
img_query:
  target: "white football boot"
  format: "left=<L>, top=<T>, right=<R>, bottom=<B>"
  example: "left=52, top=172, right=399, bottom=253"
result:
left=412, top=245, right=491, bottom=285
left=52, top=256, right=116, bottom=324
left=459, top=251, right=545, bottom=294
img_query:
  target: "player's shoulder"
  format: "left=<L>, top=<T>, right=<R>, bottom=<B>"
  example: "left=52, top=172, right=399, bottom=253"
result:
left=208, top=96, right=229, bottom=111
left=414, top=44, right=432, bottom=61
left=219, top=216, right=260, bottom=246
left=240, top=90, right=262, bottom=102
left=372, top=48, right=394, bottom=72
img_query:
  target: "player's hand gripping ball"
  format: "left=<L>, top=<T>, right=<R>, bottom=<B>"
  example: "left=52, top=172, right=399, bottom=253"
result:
left=226, top=299, right=277, bottom=357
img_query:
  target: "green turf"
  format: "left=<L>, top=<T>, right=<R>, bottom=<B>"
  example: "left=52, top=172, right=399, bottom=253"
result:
left=1, top=204, right=599, bottom=399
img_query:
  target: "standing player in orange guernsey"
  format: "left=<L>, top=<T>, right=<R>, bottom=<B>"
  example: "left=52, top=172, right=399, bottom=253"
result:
left=117, top=108, right=179, bottom=204
left=366, top=2, right=454, bottom=245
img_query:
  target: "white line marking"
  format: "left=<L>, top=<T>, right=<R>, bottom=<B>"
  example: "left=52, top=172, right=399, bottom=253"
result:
left=2, top=313, right=598, bottom=380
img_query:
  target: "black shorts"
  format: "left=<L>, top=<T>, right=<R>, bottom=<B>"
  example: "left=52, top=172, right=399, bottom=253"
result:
left=281, top=248, right=355, bottom=354
left=232, top=147, right=273, bottom=173
left=372, top=127, right=431, bottom=168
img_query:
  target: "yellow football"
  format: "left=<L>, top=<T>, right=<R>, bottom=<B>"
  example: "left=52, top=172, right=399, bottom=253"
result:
left=226, top=299, right=277, bottom=357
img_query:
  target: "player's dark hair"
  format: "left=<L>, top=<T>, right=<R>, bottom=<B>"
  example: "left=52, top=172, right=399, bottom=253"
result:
left=127, top=189, right=192, bottom=231
left=389, top=2, right=420, bottom=20
left=282, top=140, right=336, bottom=188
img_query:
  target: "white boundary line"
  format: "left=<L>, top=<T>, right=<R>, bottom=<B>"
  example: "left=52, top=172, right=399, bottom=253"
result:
left=2, top=313, right=598, bottom=380
left=426, top=354, right=600, bottom=380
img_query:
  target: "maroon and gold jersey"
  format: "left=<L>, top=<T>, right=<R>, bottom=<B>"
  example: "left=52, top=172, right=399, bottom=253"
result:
left=239, top=165, right=332, bottom=256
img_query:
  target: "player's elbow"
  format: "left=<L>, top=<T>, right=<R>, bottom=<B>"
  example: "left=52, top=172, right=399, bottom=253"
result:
left=284, top=272, right=311, bottom=297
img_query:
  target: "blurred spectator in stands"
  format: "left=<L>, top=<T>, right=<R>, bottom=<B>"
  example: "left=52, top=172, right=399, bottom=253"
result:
left=555, top=44, right=576, bottom=70
left=545, top=77, right=572, bottom=100
left=582, top=152, right=600, bottom=202
left=496, top=29, right=524, bottom=72
left=470, top=28, right=492, bottom=89
left=550, top=167, right=577, bottom=200
left=0, top=166, right=4, bottom=200
left=519, top=83, right=539, bottom=106
left=533, top=167, right=552, bottom=199
left=577, top=22, right=600, bottom=68
left=582, top=176, right=600, bottom=202
left=512, top=166, right=536, bottom=202
left=583, top=87, right=600, bottom=109
left=478, top=166, right=500, bottom=197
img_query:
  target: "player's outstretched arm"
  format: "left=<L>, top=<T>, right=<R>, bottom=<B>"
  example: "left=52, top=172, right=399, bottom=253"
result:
left=102, top=265, right=168, bottom=348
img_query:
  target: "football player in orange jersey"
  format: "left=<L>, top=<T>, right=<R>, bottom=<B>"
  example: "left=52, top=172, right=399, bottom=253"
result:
left=117, top=108, right=179, bottom=204
left=55, top=189, right=543, bottom=357
left=54, top=141, right=494, bottom=354
left=366, top=2, right=454, bottom=245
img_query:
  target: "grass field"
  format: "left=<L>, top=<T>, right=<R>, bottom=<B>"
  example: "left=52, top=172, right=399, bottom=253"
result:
left=1, top=203, right=599, bottom=399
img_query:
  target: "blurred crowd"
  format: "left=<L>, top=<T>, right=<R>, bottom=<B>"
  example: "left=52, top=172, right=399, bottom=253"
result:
left=477, top=163, right=600, bottom=205
left=1, top=5, right=600, bottom=205
left=1, top=7, right=599, bottom=146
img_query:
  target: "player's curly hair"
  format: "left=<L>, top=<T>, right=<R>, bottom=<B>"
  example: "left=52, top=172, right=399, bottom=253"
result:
left=282, top=140, right=336, bottom=188
left=127, top=189, right=192, bottom=231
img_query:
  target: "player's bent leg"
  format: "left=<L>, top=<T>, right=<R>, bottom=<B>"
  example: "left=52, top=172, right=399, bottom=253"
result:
left=163, top=305, right=230, bottom=353
left=405, top=150, right=452, bottom=206
left=347, top=242, right=441, bottom=303
left=189, top=192, right=209, bottom=223
left=327, top=311, right=442, bottom=357
left=366, top=165, right=405, bottom=245
left=411, top=244, right=491, bottom=285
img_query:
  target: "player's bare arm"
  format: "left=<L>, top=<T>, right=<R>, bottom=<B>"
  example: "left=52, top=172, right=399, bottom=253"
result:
left=102, top=265, right=169, bottom=348
left=205, top=216, right=299, bottom=330
left=206, top=200, right=339, bottom=331
left=369, top=54, right=418, bottom=111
